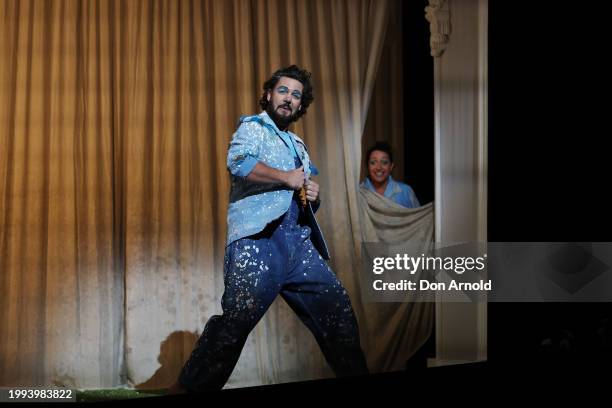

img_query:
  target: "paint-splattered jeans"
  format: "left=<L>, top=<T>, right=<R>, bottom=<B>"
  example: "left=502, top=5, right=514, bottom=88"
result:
left=178, top=196, right=369, bottom=392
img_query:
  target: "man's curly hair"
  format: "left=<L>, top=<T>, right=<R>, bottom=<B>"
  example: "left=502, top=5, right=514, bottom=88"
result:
left=259, top=65, right=314, bottom=121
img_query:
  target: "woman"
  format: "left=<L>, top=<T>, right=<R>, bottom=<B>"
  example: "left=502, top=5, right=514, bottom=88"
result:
left=360, top=141, right=420, bottom=208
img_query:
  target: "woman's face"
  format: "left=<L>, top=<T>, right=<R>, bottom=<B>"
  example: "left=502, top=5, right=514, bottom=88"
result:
left=367, top=150, right=394, bottom=185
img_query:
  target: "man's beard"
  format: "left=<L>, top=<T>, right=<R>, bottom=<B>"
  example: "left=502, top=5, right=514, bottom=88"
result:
left=266, top=104, right=298, bottom=130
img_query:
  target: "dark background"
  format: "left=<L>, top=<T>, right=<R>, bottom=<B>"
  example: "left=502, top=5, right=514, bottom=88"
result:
left=403, top=0, right=434, bottom=206
left=402, top=0, right=435, bottom=362
left=487, top=1, right=610, bottom=366
left=403, top=0, right=611, bottom=367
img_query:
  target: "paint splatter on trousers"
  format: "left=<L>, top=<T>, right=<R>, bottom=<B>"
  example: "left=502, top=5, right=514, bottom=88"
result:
left=178, top=196, right=368, bottom=391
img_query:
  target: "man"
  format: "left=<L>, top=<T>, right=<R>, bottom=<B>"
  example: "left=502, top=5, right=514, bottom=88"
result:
left=168, top=65, right=368, bottom=393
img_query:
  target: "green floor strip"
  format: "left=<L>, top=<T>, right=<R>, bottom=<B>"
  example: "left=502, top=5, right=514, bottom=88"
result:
left=75, top=388, right=167, bottom=402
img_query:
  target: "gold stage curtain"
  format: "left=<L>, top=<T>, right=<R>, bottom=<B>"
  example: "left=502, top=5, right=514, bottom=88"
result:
left=0, top=0, right=124, bottom=388
left=0, top=0, right=430, bottom=390
left=361, top=1, right=405, bottom=182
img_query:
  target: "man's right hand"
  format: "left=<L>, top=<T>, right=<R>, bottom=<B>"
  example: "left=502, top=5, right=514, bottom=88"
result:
left=284, top=166, right=305, bottom=190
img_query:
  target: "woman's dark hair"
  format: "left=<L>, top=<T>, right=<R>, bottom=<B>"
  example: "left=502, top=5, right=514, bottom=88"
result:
left=259, top=65, right=314, bottom=120
left=365, top=141, right=394, bottom=165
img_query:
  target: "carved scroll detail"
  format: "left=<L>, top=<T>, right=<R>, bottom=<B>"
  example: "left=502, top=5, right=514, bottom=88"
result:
left=425, top=0, right=451, bottom=57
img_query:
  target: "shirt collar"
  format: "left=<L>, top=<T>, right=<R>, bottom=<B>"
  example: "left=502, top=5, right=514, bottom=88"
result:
left=364, top=175, right=397, bottom=197
left=260, top=111, right=302, bottom=161
left=385, top=175, right=398, bottom=196
left=260, top=110, right=284, bottom=135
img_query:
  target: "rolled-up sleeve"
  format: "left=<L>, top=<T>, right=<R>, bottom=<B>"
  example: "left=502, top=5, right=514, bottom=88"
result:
left=227, top=121, right=264, bottom=177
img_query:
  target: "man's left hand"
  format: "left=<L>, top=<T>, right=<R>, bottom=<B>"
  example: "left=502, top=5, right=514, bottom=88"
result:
left=305, top=179, right=320, bottom=202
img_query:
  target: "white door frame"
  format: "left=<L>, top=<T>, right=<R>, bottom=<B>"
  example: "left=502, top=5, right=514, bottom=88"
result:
left=429, top=0, right=488, bottom=366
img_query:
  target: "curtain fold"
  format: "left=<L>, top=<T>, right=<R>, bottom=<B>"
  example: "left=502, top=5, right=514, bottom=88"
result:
left=0, top=0, right=124, bottom=388
left=1, top=0, right=432, bottom=390
left=361, top=0, right=405, bottom=182
left=358, top=188, right=435, bottom=370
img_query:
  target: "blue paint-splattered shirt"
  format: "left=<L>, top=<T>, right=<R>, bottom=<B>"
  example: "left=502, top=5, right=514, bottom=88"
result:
left=360, top=176, right=420, bottom=208
left=226, top=111, right=319, bottom=246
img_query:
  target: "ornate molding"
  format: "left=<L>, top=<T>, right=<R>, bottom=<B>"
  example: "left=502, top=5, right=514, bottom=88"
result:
left=425, top=0, right=451, bottom=57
